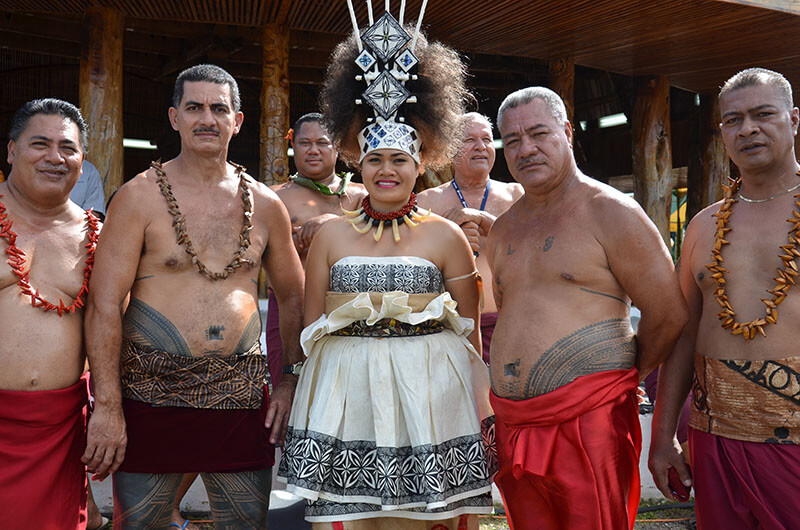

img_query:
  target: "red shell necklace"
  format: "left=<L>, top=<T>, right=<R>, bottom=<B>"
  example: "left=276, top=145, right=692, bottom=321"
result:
left=342, top=192, right=431, bottom=242
left=0, top=194, right=99, bottom=316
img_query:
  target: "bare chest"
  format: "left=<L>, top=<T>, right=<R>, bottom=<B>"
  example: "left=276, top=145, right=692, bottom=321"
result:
left=141, top=195, right=265, bottom=275
left=493, top=214, right=611, bottom=294
left=286, top=192, right=343, bottom=227
left=0, top=224, right=89, bottom=297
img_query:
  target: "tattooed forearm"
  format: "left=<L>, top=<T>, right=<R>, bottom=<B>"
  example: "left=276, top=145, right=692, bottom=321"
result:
left=523, top=319, right=635, bottom=398
left=579, top=287, right=628, bottom=305
left=123, top=299, right=192, bottom=356
left=234, top=311, right=262, bottom=354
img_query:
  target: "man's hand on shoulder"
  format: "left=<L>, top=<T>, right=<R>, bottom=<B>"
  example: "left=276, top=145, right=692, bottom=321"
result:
left=295, top=213, right=339, bottom=251
left=82, top=404, right=127, bottom=480
left=265, top=376, right=298, bottom=444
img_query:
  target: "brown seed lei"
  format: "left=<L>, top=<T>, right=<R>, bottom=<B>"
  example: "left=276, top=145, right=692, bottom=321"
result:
left=152, top=160, right=256, bottom=281
left=707, top=171, right=800, bottom=341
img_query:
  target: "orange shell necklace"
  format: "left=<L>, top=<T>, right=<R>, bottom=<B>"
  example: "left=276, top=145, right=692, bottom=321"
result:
left=707, top=171, right=800, bottom=341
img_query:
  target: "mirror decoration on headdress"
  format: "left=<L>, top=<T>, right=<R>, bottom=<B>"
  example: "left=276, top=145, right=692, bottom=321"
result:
left=346, top=0, right=427, bottom=163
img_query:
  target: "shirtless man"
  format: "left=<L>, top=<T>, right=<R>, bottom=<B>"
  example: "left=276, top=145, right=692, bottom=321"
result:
left=266, top=113, right=365, bottom=384
left=0, top=99, right=98, bottom=529
left=649, top=68, right=800, bottom=529
left=83, top=64, right=304, bottom=528
left=417, top=112, right=522, bottom=364
left=486, top=87, right=687, bottom=530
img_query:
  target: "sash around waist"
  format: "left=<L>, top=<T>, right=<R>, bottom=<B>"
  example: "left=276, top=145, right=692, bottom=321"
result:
left=121, top=340, right=267, bottom=410
left=690, top=353, right=800, bottom=444
left=325, top=291, right=439, bottom=314
left=0, top=373, right=89, bottom=424
left=491, top=367, right=640, bottom=478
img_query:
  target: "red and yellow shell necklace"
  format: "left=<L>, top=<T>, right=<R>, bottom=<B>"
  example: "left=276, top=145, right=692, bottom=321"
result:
left=0, top=194, right=99, bottom=316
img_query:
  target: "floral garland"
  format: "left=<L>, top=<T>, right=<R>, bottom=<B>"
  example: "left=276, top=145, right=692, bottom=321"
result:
left=0, top=194, right=99, bottom=316
left=152, top=160, right=256, bottom=281
left=342, top=192, right=430, bottom=243
left=707, top=172, right=800, bottom=341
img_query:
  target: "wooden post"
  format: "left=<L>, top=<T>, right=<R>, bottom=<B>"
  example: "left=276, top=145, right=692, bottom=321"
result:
left=687, top=95, right=728, bottom=221
left=632, top=75, right=672, bottom=247
left=260, top=23, right=290, bottom=185
left=549, top=57, right=575, bottom=124
left=699, top=95, right=728, bottom=208
left=80, top=7, right=124, bottom=199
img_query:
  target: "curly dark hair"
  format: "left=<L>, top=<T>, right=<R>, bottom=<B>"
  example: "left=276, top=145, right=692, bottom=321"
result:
left=320, top=29, right=471, bottom=170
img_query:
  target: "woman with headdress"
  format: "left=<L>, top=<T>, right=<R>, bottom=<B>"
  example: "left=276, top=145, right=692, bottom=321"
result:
left=277, top=6, right=496, bottom=529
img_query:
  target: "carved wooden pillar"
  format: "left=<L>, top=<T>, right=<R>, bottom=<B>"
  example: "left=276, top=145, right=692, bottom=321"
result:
left=260, top=23, right=290, bottom=185
left=549, top=57, right=574, bottom=124
left=80, top=7, right=124, bottom=198
left=632, top=75, right=672, bottom=247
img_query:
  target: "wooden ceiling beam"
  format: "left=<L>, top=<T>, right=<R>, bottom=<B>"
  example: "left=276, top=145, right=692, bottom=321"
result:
left=714, top=0, right=800, bottom=15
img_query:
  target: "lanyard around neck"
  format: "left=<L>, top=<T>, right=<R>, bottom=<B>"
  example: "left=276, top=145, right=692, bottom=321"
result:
left=451, top=178, right=490, bottom=211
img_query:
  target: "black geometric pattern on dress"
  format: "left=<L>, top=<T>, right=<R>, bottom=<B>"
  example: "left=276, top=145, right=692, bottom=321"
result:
left=330, top=262, right=443, bottom=294
left=481, top=417, right=498, bottom=477
left=121, top=340, right=266, bottom=410
left=305, top=492, right=493, bottom=519
left=278, top=426, right=495, bottom=507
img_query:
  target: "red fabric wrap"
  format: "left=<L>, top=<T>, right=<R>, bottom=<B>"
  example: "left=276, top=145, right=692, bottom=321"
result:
left=689, top=428, right=800, bottom=530
left=267, top=288, right=283, bottom=386
left=120, top=387, right=274, bottom=473
left=0, top=375, right=89, bottom=530
left=480, top=312, right=498, bottom=365
left=490, top=367, right=641, bottom=530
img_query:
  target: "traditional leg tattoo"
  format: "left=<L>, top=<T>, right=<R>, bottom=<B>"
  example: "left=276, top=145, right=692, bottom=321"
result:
left=123, top=298, right=193, bottom=356
left=234, top=310, right=262, bottom=354
left=113, top=472, right=182, bottom=529
left=524, top=319, right=636, bottom=398
left=202, top=469, right=271, bottom=529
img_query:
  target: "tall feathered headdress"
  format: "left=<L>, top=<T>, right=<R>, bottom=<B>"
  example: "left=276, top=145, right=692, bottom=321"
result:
left=345, top=0, right=430, bottom=163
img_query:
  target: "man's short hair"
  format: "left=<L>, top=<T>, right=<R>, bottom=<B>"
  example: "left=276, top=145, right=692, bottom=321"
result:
left=719, top=68, right=793, bottom=109
left=8, top=98, right=88, bottom=150
left=172, top=64, right=241, bottom=112
left=293, top=113, right=325, bottom=135
left=462, top=112, right=493, bottom=131
left=497, top=87, right=568, bottom=132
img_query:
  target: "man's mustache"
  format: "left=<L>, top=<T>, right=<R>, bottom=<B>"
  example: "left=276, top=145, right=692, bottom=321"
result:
left=516, top=156, right=546, bottom=170
left=193, top=127, right=220, bottom=135
left=40, top=163, right=68, bottom=172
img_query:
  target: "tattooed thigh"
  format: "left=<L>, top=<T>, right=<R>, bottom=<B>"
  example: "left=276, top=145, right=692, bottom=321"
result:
left=112, top=472, right=182, bottom=529
left=202, top=469, right=271, bottom=529
left=524, top=319, right=636, bottom=398
left=123, top=298, right=193, bottom=356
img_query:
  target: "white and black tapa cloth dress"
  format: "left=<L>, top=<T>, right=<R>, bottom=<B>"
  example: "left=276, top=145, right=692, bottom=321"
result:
left=278, top=256, right=496, bottom=522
